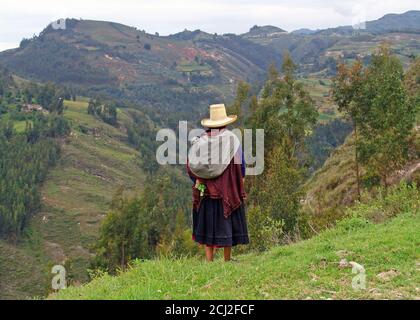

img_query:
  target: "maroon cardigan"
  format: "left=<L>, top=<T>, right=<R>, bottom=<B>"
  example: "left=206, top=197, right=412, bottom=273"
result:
left=187, top=152, right=246, bottom=218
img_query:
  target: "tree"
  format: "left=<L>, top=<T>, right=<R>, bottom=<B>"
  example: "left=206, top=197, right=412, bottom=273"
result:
left=93, top=169, right=192, bottom=272
left=259, top=146, right=304, bottom=234
left=404, top=57, right=420, bottom=103
left=332, top=60, right=364, bottom=199
left=356, top=47, right=416, bottom=188
left=251, top=53, right=318, bottom=158
left=249, top=95, right=258, bottom=114
left=87, top=99, right=118, bottom=126
left=247, top=53, right=318, bottom=238
left=333, top=47, right=417, bottom=190
left=87, top=98, right=96, bottom=115
left=228, top=81, right=250, bottom=128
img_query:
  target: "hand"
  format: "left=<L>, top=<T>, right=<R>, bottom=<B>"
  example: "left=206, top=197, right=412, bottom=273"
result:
left=195, top=179, right=201, bottom=189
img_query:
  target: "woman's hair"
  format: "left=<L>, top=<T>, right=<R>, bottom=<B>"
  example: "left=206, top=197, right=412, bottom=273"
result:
left=206, top=126, right=226, bottom=131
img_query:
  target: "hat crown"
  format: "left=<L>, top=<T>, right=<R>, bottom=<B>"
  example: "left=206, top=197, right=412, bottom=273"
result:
left=201, top=103, right=237, bottom=128
left=209, top=104, right=227, bottom=121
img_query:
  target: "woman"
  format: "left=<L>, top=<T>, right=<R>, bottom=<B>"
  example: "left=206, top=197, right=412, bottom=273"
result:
left=187, top=104, right=249, bottom=262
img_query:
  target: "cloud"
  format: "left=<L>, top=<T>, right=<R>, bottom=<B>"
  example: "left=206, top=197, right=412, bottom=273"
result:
left=0, top=0, right=419, bottom=51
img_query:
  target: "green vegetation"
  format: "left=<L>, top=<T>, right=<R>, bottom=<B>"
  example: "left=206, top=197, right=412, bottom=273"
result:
left=246, top=54, right=318, bottom=239
left=0, top=95, right=146, bottom=298
left=91, top=49, right=419, bottom=279
left=1, top=12, right=420, bottom=300
left=0, top=120, right=63, bottom=238
left=176, top=60, right=212, bottom=73
left=28, top=99, right=146, bottom=283
left=87, top=98, right=118, bottom=126
left=52, top=184, right=420, bottom=300
left=333, top=48, right=417, bottom=192
left=1, top=13, right=419, bottom=128
left=0, top=70, right=70, bottom=239
left=306, top=119, right=353, bottom=171
left=0, top=238, right=50, bottom=300
left=305, top=54, right=419, bottom=231
left=93, top=170, right=192, bottom=272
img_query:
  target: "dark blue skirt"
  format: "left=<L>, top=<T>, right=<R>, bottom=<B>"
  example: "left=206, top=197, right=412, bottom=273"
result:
left=192, top=197, right=249, bottom=247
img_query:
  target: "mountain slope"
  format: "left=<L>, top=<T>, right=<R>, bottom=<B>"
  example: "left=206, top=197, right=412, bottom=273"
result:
left=0, top=240, right=49, bottom=300
left=52, top=190, right=420, bottom=300
left=319, top=10, right=420, bottom=35
left=0, top=98, right=146, bottom=299
left=242, top=11, right=420, bottom=76
left=366, top=10, right=420, bottom=34
left=0, top=19, right=277, bottom=118
left=1, top=11, right=419, bottom=118
left=31, top=99, right=145, bottom=280
left=241, top=25, right=287, bottom=38
left=303, top=124, right=420, bottom=231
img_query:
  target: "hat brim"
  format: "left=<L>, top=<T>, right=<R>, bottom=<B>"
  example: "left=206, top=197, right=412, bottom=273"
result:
left=201, top=115, right=237, bottom=128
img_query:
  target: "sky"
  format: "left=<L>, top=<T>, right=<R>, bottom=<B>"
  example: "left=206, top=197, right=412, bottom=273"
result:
left=1, top=0, right=419, bottom=51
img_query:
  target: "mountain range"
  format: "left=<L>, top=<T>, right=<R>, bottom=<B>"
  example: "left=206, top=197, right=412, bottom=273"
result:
left=0, top=10, right=419, bottom=124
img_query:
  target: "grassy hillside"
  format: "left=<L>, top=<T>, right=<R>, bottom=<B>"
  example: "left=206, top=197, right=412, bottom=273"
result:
left=303, top=123, right=420, bottom=230
left=0, top=238, right=49, bottom=299
left=52, top=185, right=419, bottom=300
left=0, top=99, right=145, bottom=299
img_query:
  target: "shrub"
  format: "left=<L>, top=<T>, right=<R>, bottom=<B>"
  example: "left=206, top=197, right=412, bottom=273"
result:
left=347, top=183, right=420, bottom=223
left=246, top=206, right=284, bottom=252
left=336, top=216, right=370, bottom=232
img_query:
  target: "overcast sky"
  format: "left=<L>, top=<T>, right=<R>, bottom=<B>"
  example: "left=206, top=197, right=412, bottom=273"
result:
left=1, top=0, right=419, bottom=51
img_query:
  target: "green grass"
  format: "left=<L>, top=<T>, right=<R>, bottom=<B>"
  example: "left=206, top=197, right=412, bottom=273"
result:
left=52, top=208, right=419, bottom=300
left=0, top=238, right=50, bottom=300
left=299, top=77, right=339, bottom=123
left=304, top=106, right=420, bottom=230
left=13, top=120, right=29, bottom=133
left=177, top=61, right=212, bottom=73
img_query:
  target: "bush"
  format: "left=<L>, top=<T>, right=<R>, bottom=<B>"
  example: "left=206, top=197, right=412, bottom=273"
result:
left=156, top=211, right=200, bottom=259
left=347, top=183, right=420, bottom=223
left=336, top=216, right=370, bottom=232
left=247, top=206, right=284, bottom=252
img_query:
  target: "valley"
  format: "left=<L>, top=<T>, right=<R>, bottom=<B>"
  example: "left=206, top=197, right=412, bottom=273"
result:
left=0, top=10, right=419, bottom=300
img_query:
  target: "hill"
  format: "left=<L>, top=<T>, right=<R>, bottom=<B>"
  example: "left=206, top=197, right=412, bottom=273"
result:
left=241, top=25, right=287, bottom=38
left=0, top=99, right=146, bottom=299
left=52, top=185, right=420, bottom=300
left=319, top=10, right=420, bottom=35
left=365, top=10, right=420, bottom=34
left=291, top=28, right=319, bottom=36
left=303, top=125, right=420, bottom=231
left=0, top=19, right=278, bottom=120
left=241, top=11, right=420, bottom=76
left=0, top=11, right=419, bottom=121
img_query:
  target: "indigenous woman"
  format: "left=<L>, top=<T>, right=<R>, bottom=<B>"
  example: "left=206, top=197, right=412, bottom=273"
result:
left=187, top=104, right=249, bottom=262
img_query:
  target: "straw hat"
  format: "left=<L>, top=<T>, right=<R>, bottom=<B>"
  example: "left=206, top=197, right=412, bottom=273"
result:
left=201, top=104, right=237, bottom=128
